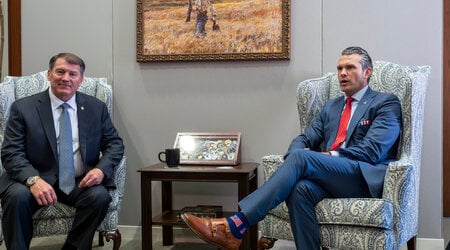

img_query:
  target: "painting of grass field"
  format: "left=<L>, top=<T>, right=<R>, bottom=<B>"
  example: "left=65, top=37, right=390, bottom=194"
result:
left=138, top=0, right=288, bottom=60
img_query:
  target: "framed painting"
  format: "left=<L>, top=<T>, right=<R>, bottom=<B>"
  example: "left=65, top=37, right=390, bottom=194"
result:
left=173, top=132, right=241, bottom=165
left=136, top=0, right=290, bottom=62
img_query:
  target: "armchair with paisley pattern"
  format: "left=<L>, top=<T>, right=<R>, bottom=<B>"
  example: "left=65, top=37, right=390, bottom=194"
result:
left=259, top=61, right=430, bottom=249
left=0, top=71, right=127, bottom=250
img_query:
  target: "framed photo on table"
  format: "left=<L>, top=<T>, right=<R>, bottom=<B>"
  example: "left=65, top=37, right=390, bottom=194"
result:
left=174, top=132, right=241, bottom=165
left=136, top=0, right=290, bottom=62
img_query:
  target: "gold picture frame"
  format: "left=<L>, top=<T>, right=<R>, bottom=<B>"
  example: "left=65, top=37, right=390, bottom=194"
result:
left=174, top=132, right=241, bottom=165
left=136, top=0, right=290, bottom=62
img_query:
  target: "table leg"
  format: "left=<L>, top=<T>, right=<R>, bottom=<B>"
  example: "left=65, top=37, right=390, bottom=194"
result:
left=161, top=181, right=173, bottom=245
left=141, top=174, right=152, bottom=250
left=249, top=170, right=258, bottom=250
left=238, top=174, right=252, bottom=250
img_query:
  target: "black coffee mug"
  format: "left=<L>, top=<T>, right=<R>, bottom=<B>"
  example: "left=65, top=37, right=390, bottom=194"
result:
left=158, top=148, right=180, bottom=167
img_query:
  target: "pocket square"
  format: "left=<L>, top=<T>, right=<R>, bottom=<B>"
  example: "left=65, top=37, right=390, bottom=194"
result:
left=358, top=119, right=371, bottom=126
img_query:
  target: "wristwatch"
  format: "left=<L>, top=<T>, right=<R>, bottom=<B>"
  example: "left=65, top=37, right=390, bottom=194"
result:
left=25, top=176, right=40, bottom=187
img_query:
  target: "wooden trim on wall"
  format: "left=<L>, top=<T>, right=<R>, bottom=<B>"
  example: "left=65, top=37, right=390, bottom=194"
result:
left=443, top=0, right=450, bottom=216
left=7, top=0, right=21, bottom=76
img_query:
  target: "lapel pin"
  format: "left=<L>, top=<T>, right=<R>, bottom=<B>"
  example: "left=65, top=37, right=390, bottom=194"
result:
left=81, top=106, right=85, bottom=110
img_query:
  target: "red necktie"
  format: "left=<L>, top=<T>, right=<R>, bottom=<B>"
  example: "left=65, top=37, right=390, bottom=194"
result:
left=330, top=97, right=354, bottom=150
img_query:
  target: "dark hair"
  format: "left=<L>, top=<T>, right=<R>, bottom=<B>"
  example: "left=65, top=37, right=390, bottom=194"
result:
left=341, top=46, right=372, bottom=82
left=341, top=47, right=373, bottom=70
left=49, top=53, right=85, bottom=74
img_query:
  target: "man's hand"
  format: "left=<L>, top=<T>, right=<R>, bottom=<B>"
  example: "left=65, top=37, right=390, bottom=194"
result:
left=30, top=179, right=57, bottom=206
left=79, top=168, right=105, bottom=188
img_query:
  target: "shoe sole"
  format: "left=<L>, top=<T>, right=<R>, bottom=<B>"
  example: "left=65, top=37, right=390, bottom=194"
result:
left=181, top=213, right=235, bottom=250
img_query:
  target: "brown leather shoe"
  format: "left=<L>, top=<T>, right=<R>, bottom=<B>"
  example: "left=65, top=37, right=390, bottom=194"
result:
left=181, top=213, right=242, bottom=249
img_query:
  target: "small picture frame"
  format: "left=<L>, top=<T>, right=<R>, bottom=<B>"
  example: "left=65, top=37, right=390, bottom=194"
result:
left=174, top=132, right=241, bottom=165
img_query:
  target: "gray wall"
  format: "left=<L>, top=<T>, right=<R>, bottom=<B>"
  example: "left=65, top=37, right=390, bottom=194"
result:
left=18, top=0, right=442, bottom=239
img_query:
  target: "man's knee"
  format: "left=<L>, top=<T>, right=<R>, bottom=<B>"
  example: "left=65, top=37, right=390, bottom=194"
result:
left=286, top=148, right=309, bottom=163
left=2, top=183, right=34, bottom=207
left=86, top=186, right=111, bottom=207
left=292, top=180, right=316, bottom=197
left=287, top=180, right=327, bottom=206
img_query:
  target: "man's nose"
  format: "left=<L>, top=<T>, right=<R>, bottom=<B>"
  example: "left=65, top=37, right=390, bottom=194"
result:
left=62, top=73, right=71, bottom=81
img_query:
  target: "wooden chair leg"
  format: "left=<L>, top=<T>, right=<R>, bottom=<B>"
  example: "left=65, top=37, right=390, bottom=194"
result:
left=407, top=235, right=416, bottom=250
left=98, top=231, right=105, bottom=246
left=257, top=236, right=278, bottom=249
left=99, top=229, right=122, bottom=250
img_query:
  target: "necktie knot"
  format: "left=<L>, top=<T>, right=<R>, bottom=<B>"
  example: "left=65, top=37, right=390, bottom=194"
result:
left=60, top=103, right=70, bottom=111
left=346, top=97, right=354, bottom=105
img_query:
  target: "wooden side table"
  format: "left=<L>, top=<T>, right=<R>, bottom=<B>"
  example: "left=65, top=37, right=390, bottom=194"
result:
left=138, top=162, right=259, bottom=250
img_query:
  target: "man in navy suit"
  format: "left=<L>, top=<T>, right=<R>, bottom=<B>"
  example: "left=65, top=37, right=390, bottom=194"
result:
left=0, top=53, right=124, bottom=250
left=182, top=47, right=402, bottom=249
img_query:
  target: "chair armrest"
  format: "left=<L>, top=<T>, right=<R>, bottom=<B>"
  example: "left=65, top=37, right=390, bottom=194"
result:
left=98, top=156, right=127, bottom=232
left=382, top=159, right=417, bottom=241
left=109, top=156, right=127, bottom=203
left=262, top=155, right=284, bottom=181
left=382, top=159, right=415, bottom=206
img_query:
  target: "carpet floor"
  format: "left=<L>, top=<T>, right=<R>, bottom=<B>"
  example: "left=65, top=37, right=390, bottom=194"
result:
left=0, top=226, right=296, bottom=250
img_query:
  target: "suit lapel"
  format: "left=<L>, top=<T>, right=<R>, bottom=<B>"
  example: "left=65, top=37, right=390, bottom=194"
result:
left=327, top=96, right=345, bottom=148
left=76, top=93, right=88, bottom=164
left=346, top=87, right=375, bottom=142
left=36, top=91, right=58, bottom=161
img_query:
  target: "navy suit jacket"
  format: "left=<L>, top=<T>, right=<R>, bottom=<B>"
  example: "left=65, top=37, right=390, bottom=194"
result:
left=0, top=89, right=124, bottom=195
left=286, top=87, right=402, bottom=197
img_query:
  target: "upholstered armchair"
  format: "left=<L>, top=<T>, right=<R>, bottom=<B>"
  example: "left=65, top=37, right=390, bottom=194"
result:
left=0, top=71, right=127, bottom=249
left=259, top=61, right=430, bottom=249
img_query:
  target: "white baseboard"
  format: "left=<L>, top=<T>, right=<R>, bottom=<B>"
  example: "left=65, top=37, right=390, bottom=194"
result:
left=123, top=226, right=446, bottom=249
left=414, top=238, right=444, bottom=250
left=255, top=237, right=446, bottom=250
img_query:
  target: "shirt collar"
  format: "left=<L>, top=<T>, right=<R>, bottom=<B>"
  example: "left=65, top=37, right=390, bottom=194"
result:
left=349, top=85, right=368, bottom=102
left=48, top=88, right=77, bottom=110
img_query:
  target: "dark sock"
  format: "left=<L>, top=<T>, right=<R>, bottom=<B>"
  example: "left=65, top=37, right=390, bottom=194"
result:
left=226, top=212, right=249, bottom=239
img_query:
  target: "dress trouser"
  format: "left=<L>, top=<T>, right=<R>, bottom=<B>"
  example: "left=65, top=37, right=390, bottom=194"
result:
left=238, top=149, right=372, bottom=249
left=1, top=179, right=111, bottom=250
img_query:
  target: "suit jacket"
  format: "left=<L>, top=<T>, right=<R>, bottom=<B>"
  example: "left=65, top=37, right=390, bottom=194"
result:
left=286, top=87, right=402, bottom=197
left=0, top=89, right=124, bottom=195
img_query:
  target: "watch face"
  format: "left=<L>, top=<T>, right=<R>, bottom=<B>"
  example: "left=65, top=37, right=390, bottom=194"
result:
left=27, top=177, right=36, bottom=186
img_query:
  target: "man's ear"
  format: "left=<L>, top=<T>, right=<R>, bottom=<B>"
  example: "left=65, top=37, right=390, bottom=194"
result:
left=364, top=67, right=373, bottom=79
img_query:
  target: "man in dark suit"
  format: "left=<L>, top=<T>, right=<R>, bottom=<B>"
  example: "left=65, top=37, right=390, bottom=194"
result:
left=181, top=47, right=402, bottom=249
left=0, top=53, right=124, bottom=250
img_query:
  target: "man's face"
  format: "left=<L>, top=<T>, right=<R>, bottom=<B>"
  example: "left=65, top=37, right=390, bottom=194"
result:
left=48, top=58, right=83, bottom=102
left=336, top=54, right=372, bottom=97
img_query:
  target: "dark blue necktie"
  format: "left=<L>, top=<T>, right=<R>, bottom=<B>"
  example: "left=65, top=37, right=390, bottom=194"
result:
left=59, top=103, right=75, bottom=194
